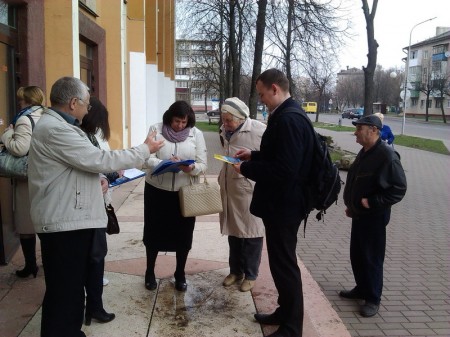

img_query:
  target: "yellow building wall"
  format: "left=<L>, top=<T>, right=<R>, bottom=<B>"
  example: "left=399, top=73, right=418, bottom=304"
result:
left=43, top=0, right=75, bottom=102
left=92, top=2, right=125, bottom=150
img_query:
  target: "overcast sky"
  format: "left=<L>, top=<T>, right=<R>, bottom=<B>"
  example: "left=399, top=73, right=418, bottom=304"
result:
left=338, top=0, right=449, bottom=71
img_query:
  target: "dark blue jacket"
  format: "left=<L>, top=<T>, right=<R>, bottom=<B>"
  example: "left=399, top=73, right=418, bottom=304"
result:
left=240, top=98, right=314, bottom=224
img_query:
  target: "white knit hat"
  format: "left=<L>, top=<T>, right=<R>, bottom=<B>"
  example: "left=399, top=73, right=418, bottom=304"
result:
left=221, top=97, right=249, bottom=119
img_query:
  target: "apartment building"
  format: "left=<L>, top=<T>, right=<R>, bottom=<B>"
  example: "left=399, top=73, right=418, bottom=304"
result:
left=175, top=39, right=219, bottom=112
left=403, top=27, right=450, bottom=117
left=0, top=0, right=175, bottom=263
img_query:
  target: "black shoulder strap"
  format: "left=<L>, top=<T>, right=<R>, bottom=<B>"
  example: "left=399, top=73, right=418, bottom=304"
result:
left=283, top=107, right=318, bottom=236
left=26, top=114, right=35, bottom=130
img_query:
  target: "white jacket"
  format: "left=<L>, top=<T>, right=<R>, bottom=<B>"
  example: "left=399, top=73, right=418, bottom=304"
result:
left=143, top=123, right=207, bottom=191
left=28, top=108, right=151, bottom=233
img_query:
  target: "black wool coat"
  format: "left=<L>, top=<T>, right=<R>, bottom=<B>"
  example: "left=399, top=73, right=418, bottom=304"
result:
left=240, top=98, right=315, bottom=224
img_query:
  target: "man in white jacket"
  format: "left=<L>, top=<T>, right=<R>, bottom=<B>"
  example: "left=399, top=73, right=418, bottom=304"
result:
left=28, top=76, right=164, bottom=337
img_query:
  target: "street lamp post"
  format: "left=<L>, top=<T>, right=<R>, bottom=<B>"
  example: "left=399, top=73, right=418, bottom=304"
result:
left=401, top=17, right=436, bottom=135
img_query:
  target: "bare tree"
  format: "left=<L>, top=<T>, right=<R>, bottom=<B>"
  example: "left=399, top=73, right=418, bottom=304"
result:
left=373, top=66, right=403, bottom=108
left=419, top=57, right=434, bottom=121
left=248, top=0, right=267, bottom=119
left=432, top=73, right=449, bottom=123
left=265, top=0, right=347, bottom=95
left=361, top=0, right=378, bottom=116
left=302, top=57, right=335, bottom=122
left=336, top=75, right=364, bottom=110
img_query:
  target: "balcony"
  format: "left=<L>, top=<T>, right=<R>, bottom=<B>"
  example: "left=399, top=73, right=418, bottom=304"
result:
left=432, top=53, right=447, bottom=61
left=409, top=90, right=420, bottom=98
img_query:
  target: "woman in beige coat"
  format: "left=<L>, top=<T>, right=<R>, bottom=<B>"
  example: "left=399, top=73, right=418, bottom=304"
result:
left=218, top=97, right=266, bottom=292
left=1, top=86, right=45, bottom=278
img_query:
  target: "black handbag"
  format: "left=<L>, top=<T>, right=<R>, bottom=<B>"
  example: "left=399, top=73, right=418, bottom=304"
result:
left=105, top=204, right=120, bottom=235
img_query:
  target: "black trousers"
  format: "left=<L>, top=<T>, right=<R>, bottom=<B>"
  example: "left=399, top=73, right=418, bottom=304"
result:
left=85, top=228, right=108, bottom=314
left=38, top=229, right=94, bottom=337
left=350, top=210, right=390, bottom=305
left=263, top=219, right=303, bottom=337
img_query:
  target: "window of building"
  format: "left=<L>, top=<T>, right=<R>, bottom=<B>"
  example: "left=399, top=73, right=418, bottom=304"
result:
left=447, top=99, right=450, bottom=108
left=175, top=68, right=188, bottom=75
left=79, top=40, right=95, bottom=94
left=435, top=98, right=442, bottom=109
left=432, top=44, right=446, bottom=54
left=422, top=67, right=428, bottom=83
left=0, top=1, right=16, bottom=28
left=423, top=50, right=428, bottom=59
left=420, top=100, right=424, bottom=108
left=410, top=50, right=418, bottom=59
left=411, top=98, right=418, bottom=106
left=427, top=100, right=432, bottom=108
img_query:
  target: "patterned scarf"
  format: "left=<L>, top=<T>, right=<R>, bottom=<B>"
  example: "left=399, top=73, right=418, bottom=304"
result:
left=162, top=124, right=191, bottom=143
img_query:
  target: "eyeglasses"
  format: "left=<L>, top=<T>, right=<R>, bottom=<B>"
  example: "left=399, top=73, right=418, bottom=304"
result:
left=76, top=97, right=91, bottom=111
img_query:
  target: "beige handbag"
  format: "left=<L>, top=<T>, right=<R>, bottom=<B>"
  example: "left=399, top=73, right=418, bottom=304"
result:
left=179, top=173, right=223, bottom=217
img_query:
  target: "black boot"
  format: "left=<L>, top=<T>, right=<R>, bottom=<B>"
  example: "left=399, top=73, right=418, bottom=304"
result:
left=145, top=247, right=158, bottom=290
left=16, top=236, right=38, bottom=278
left=174, top=249, right=189, bottom=291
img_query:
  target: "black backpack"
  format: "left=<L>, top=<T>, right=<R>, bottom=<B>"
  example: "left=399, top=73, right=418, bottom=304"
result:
left=286, top=108, right=343, bottom=232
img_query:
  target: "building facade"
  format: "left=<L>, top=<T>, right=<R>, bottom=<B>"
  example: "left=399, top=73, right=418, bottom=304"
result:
left=175, top=39, right=219, bottom=112
left=0, top=0, right=175, bottom=263
left=403, top=27, right=450, bottom=117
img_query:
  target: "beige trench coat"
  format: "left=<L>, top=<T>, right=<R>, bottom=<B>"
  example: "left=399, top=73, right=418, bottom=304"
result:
left=218, top=118, right=266, bottom=238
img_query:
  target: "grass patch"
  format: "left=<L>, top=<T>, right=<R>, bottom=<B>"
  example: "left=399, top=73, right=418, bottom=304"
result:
left=195, top=121, right=221, bottom=132
left=395, top=135, right=449, bottom=155
left=312, top=122, right=354, bottom=132
left=313, top=122, right=449, bottom=155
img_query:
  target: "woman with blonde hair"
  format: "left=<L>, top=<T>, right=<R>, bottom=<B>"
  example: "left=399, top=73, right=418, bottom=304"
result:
left=1, top=86, right=45, bottom=278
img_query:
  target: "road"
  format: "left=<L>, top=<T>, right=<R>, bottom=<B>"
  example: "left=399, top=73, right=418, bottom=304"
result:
left=197, top=111, right=450, bottom=145
left=315, top=113, right=450, bottom=142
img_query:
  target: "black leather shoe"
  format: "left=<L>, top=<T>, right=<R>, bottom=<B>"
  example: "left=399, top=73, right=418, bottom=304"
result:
left=145, top=271, right=157, bottom=291
left=145, top=280, right=157, bottom=290
left=360, top=302, right=379, bottom=317
left=85, top=309, right=115, bottom=326
left=175, top=281, right=187, bottom=292
left=254, top=313, right=281, bottom=325
left=339, top=288, right=363, bottom=300
left=16, top=265, right=38, bottom=278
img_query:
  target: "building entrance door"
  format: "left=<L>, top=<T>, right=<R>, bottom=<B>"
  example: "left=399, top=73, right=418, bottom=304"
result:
left=0, top=41, right=18, bottom=265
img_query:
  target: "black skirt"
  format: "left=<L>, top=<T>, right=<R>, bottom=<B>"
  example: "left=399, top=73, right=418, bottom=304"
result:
left=143, top=182, right=195, bottom=251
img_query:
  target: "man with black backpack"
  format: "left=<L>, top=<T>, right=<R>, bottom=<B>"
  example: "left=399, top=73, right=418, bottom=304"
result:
left=233, top=68, right=314, bottom=337
left=341, top=115, right=407, bottom=317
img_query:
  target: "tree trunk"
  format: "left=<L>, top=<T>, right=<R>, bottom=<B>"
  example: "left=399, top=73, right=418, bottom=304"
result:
left=285, top=0, right=294, bottom=96
left=362, top=0, right=379, bottom=116
left=228, top=0, right=237, bottom=97
left=249, top=0, right=267, bottom=119
left=440, top=95, right=447, bottom=123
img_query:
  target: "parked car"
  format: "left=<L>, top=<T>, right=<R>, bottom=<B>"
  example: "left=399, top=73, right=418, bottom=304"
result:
left=206, top=109, right=220, bottom=117
left=342, top=108, right=364, bottom=119
left=352, top=108, right=364, bottom=119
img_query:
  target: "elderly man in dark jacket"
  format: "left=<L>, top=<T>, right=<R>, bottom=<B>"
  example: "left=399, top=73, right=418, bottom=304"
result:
left=341, top=115, right=407, bottom=317
left=234, top=69, right=315, bottom=337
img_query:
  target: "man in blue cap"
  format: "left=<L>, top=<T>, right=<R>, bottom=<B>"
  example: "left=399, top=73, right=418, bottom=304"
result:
left=340, top=114, right=407, bottom=317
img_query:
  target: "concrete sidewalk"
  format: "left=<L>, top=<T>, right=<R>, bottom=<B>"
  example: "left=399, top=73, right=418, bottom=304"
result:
left=0, top=175, right=349, bottom=337
left=3, top=122, right=448, bottom=337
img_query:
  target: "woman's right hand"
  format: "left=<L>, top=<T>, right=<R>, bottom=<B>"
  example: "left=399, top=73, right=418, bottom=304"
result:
left=145, top=131, right=165, bottom=153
